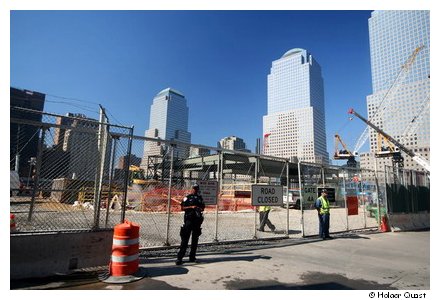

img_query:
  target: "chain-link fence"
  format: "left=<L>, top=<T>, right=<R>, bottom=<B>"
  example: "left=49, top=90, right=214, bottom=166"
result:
left=298, top=162, right=391, bottom=237
left=10, top=107, right=132, bottom=232
left=10, top=107, right=430, bottom=248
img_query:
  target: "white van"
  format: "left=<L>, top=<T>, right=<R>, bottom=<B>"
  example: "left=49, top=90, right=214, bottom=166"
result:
left=10, top=170, right=21, bottom=196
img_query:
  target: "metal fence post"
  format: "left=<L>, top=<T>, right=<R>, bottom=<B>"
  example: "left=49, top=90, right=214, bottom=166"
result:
left=214, top=151, right=223, bottom=242
left=254, top=156, right=259, bottom=239
left=298, top=161, right=304, bottom=237
left=359, top=171, right=367, bottom=228
left=28, top=127, right=46, bottom=222
left=342, top=169, right=349, bottom=231
left=121, top=126, right=134, bottom=223
left=165, top=145, right=175, bottom=246
left=105, top=135, right=118, bottom=227
left=374, top=157, right=381, bottom=229
left=286, top=160, right=289, bottom=237
left=93, top=106, right=109, bottom=229
left=381, top=166, right=387, bottom=229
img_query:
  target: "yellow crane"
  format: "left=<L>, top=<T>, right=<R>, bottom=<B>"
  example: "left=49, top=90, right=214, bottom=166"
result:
left=333, top=134, right=357, bottom=167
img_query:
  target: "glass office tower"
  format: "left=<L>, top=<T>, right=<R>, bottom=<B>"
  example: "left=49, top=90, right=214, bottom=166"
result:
left=362, top=11, right=430, bottom=171
left=263, top=48, right=329, bottom=164
left=142, top=88, right=191, bottom=160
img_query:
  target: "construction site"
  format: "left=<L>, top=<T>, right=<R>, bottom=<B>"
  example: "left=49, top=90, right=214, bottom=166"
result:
left=9, top=46, right=430, bottom=288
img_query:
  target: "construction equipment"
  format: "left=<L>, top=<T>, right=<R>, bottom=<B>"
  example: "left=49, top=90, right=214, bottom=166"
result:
left=375, top=133, right=401, bottom=158
left=128, top=165, right=149, bottom=186
left=353, top=46, right=424, bottom=154
left=348, top=108, right=430, bottom=173
left=333, top=134, right=357, bottom=168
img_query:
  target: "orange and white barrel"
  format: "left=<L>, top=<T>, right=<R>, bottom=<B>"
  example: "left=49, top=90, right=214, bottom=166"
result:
left=110, top=220, right=140, bottom=276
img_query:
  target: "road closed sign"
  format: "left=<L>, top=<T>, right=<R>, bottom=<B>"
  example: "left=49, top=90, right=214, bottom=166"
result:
left=251, top=184, right=283, bottom=206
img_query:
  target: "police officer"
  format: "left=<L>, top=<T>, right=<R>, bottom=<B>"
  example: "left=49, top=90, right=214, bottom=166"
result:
left=315, top=189, right=332, bottom=240
left=176, top=183, right=205, bottom=265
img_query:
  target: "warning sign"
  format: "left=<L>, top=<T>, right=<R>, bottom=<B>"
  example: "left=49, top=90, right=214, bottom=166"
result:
left=251, top=185, right=283, bottom=206
left=198, top=180, right=218, bottom=205
left=303, top=186, right=318, bottom=203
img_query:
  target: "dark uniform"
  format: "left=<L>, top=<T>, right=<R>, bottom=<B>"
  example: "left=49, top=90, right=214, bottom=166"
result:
left=176, top=184, right=205, bottom=265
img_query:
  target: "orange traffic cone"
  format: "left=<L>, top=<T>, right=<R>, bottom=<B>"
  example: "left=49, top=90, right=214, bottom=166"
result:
left=10, top=213, right=16, bottom=232
left=380, top=214, right=391, bottom=232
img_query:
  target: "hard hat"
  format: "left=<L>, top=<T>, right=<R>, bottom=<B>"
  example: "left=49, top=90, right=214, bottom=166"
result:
left=192, top=183, right=200, bottom=189
left=321, top=189, right=328, bottom=193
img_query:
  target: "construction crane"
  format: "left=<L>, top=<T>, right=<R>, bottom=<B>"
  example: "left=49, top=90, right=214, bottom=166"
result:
left=399, top=93, right=430, bottom=145
left=376, top=133, right=402, bottom=158
left=353, top=45, right=425, bottom=154
left=333, top=134, right=357, bottom=168
left=348, top=108, right=430, bottom=173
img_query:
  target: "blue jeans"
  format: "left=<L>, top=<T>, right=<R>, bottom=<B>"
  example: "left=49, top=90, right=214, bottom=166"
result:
left=318, top=213, right=330, bottom=238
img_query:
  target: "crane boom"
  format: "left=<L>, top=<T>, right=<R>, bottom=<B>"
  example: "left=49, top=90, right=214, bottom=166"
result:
left=348, top=108, right=430, bottom=172
left=353, top=46, right=425, bottom=153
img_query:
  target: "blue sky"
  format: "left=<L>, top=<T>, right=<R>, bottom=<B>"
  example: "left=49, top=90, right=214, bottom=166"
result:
left=11, top=10, right=374, bottom=162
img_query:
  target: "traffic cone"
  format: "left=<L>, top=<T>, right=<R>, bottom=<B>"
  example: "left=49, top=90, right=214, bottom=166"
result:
left=380, top=214, right=391, bottom=232
left=10, top=213, right=16, bottom=232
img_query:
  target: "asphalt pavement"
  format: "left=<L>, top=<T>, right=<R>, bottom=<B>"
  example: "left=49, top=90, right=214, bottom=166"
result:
left=10, top=230, right=429, bottom=291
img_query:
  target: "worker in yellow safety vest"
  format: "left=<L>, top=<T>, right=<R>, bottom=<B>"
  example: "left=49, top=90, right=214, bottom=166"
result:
left=314, top=189, right=332, bottom=240
left=257, top=205, right=276, bottom=232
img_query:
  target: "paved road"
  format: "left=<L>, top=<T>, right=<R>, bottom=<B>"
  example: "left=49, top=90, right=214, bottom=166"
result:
left=11, top=230, right=429, bottom=291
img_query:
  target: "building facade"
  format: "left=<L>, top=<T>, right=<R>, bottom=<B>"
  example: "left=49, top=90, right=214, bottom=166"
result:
left=218, top=136, right=250, bottom=152
left=53, top=113, right=109, bottom=181
left=263, top=48, right=329, bottom=164
left=362, top=10, right=430, bottom=172
left=10, top=87, right=46, bottom=177
left=142, top=88, right=191, bottom=165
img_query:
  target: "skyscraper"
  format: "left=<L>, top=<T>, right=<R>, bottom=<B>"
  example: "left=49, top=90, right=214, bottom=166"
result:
left=142, top=88, right=191, bottom=161
left=263, top=48, right=329, bottom=164
left=362, top=11, right=430, bottom=172
left=10, top=87, right=45, bottom=177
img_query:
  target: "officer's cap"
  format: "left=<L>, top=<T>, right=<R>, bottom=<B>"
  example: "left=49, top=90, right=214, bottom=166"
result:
left=321, top=189, right=328, bottom=193
left=192, top=183, right=200, bottom=189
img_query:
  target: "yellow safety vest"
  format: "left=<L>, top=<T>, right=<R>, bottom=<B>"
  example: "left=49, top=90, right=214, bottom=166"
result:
left=258, top=206, right=271, bottom=212
left=318, top=196, right=330, bottom=215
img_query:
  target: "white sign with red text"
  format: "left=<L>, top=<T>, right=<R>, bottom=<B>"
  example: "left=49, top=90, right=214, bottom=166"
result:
left=198, top=180, right=218, bottom=205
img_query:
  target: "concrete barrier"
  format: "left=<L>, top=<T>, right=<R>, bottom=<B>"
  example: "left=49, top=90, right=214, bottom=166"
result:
left=10, top=230, right=113, bottom=280
left=389, top=212, right=430, bottom=232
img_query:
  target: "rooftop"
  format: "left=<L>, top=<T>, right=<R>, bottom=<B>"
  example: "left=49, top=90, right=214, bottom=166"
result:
left=281, top=48, right=305, bottom=58
left=156, top=87, right=185, bottom=98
